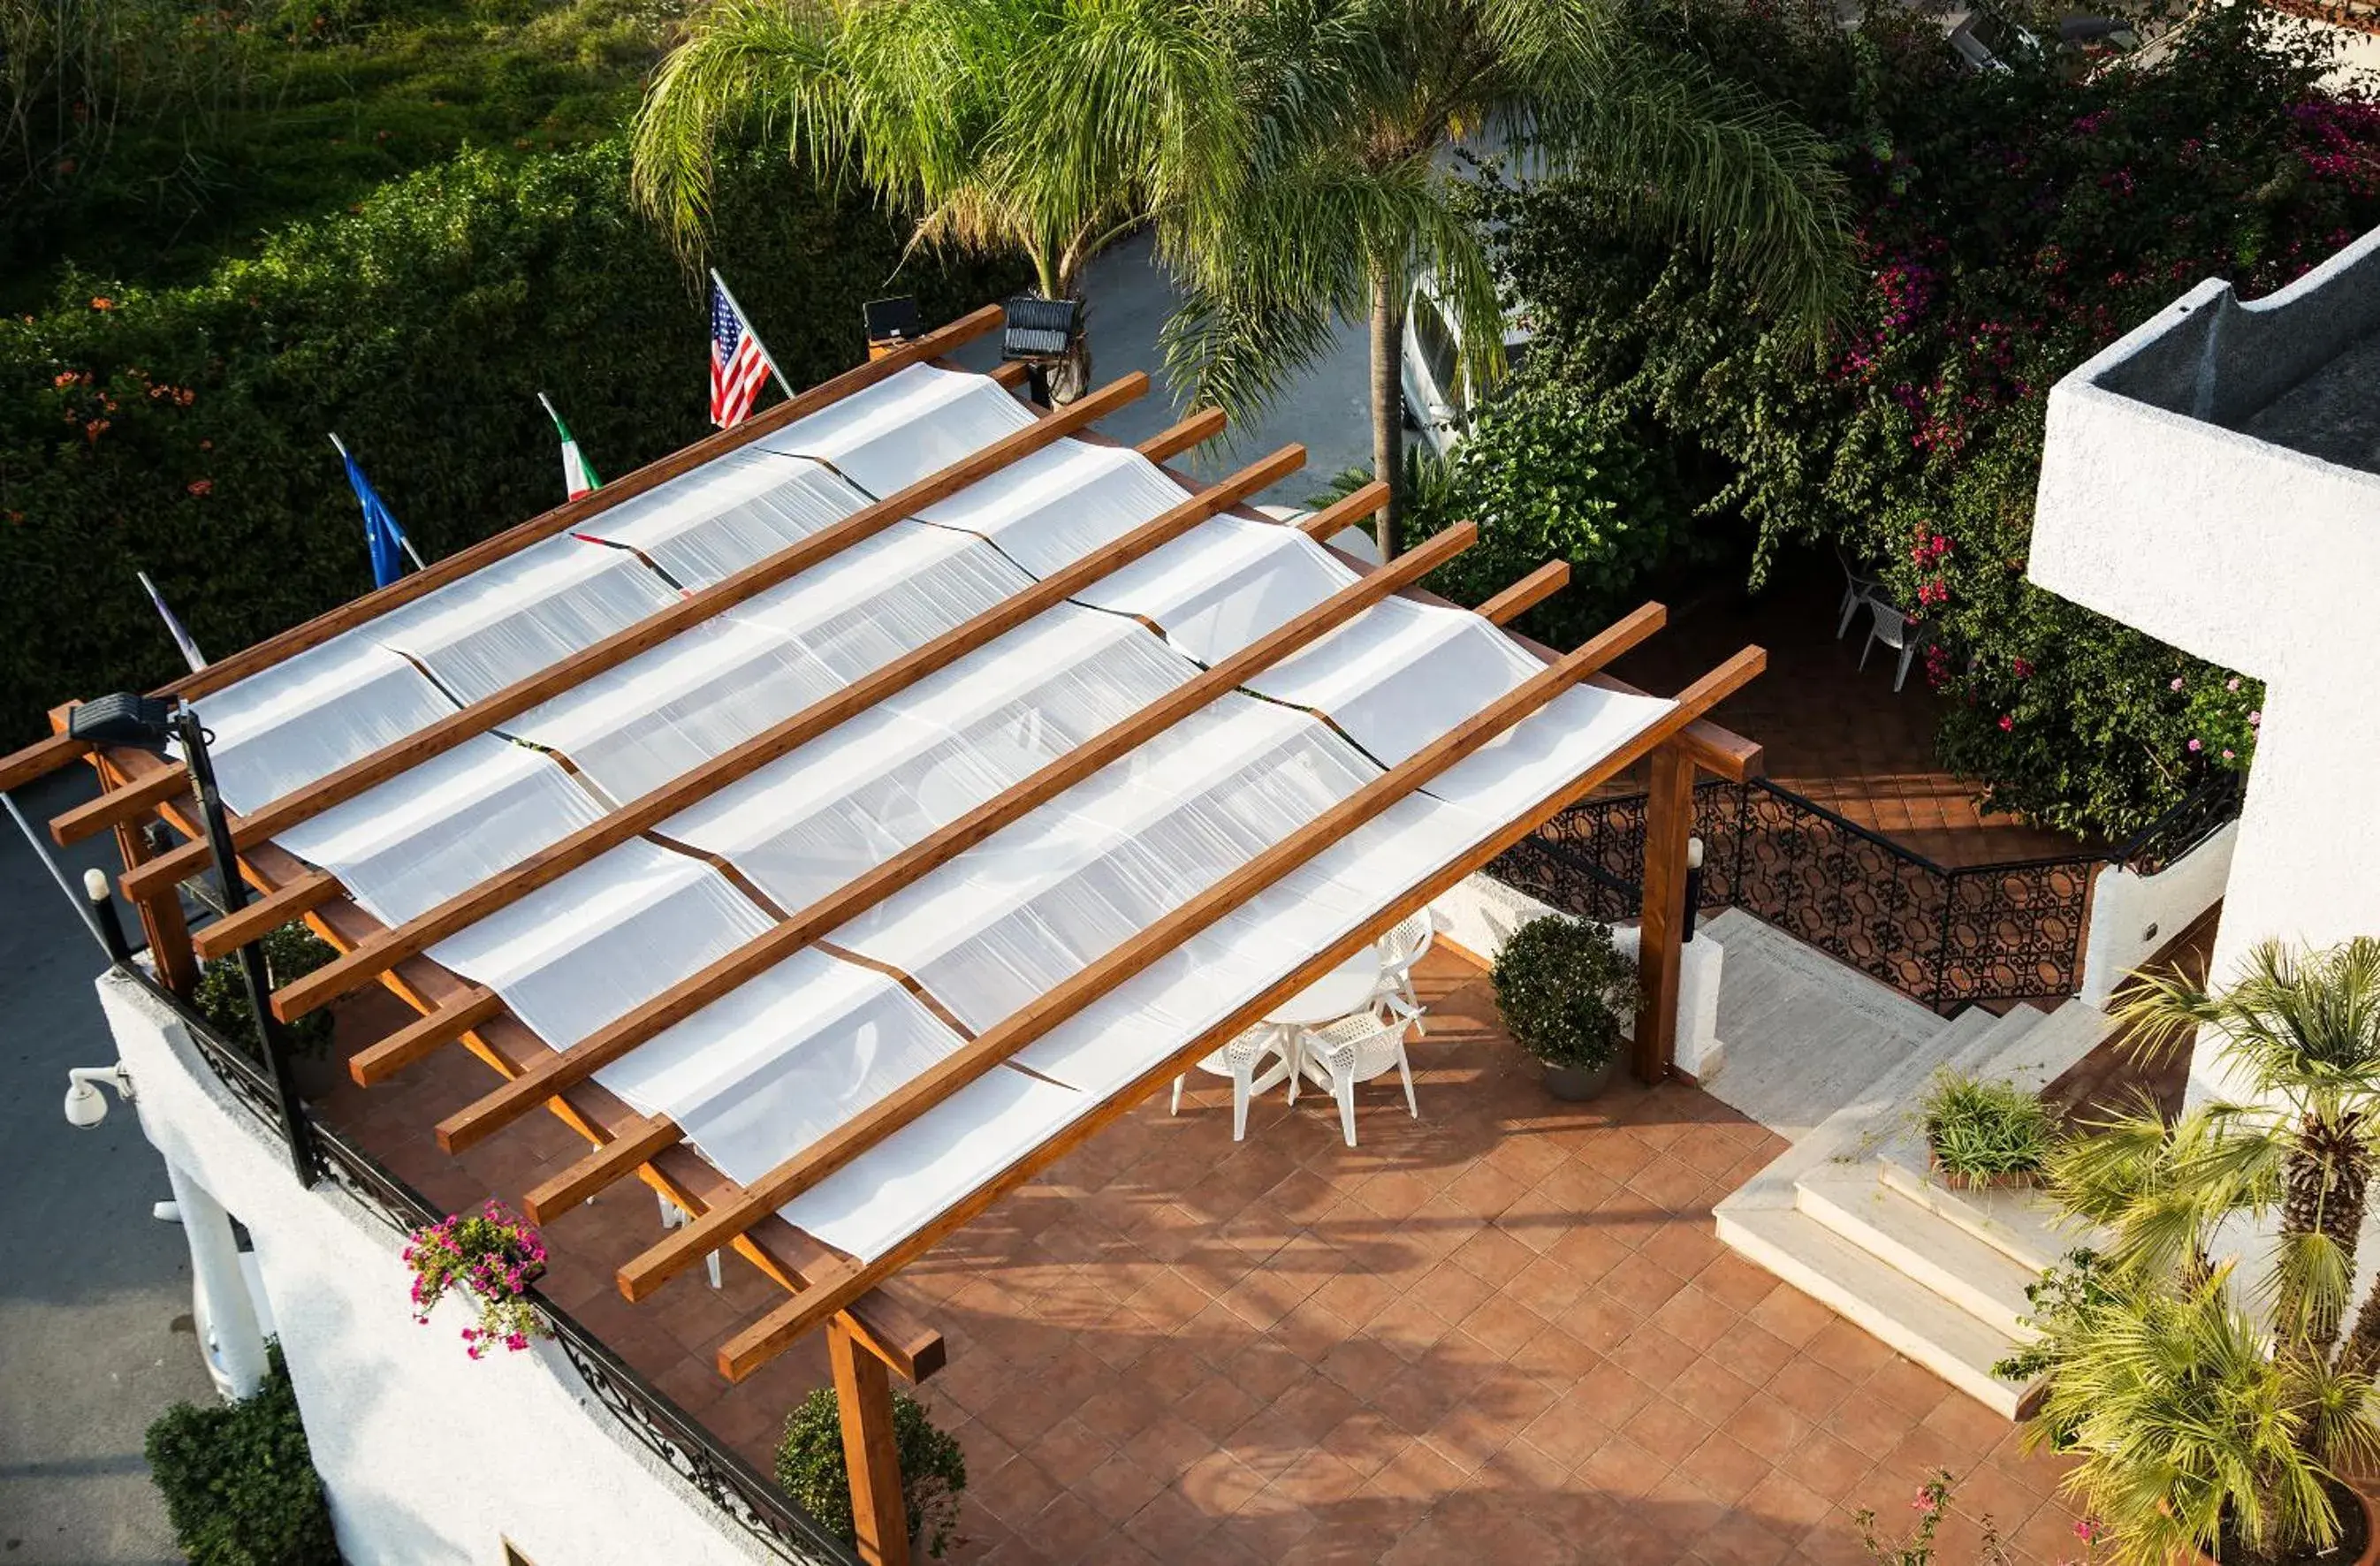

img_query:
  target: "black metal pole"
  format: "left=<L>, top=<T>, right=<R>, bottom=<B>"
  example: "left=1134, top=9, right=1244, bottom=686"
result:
left=175, top=708, right=318, bottom=1188
left=1024, top=362, right=1051, bottom=407
left=86, top=869, right=133, bottom=964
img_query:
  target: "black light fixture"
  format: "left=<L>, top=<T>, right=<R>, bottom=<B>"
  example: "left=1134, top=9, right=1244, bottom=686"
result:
left=1681, top=835, right=1707, bottom=943
left=999, top=294, right=1083, bottom=407
left=863, top=296, right=924, bottom=361
left=77, top=691, right=319, bottom=1187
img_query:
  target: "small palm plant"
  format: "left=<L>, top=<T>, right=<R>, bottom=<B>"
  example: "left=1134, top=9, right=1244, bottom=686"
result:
left=2017, top=939, right=2380, bottom=1563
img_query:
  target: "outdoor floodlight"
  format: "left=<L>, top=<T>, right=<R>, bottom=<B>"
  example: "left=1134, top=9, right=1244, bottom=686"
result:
left=1000, top=295, right=1082, bottom=362
left=864, top=296, right=924, bottom=360
left=67, top=691, right=177, bottom=753
left=64, top=1063, right=134, bottom=1129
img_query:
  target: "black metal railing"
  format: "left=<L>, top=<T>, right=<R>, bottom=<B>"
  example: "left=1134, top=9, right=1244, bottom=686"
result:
left=1490, top=772, right=2240, bottom=1009
left=125, top=968, right=860, bottom=1566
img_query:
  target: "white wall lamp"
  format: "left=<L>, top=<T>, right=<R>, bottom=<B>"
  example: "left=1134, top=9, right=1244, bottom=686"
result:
left=63, top=1062, right=136, bottom=1129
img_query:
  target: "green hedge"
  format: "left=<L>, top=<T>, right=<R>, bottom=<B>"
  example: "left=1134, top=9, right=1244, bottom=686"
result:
left=144, top=1343, right=338, bottom=1566
left=0, top=138, right=1024, bottom=744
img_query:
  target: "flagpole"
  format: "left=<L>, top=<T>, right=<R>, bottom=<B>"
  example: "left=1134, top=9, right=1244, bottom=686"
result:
left=136, top=571, right=208, bottom=672
left=536, top=390, right=564, bottom=426
left=710, top=268, right=800, bottom=402
left=329, top=432, right=429, bottom=573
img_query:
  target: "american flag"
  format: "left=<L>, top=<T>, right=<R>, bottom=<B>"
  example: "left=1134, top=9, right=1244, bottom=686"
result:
left=709, top=277, right=774, bottom=429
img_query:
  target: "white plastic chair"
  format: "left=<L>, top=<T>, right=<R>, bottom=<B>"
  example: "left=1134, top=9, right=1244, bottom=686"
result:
left=1836, top=545, right=1888, bottom=639
left=1289, top=1010, right=1418, bottom=1148
left=657, top=1192, right=724, bottom=1289
left=1859, top=598, right=1920, bottom=692
left=1372, top=908, right=1435, bottom=1033
left=1170, top=1026, right=1294, bottom=1141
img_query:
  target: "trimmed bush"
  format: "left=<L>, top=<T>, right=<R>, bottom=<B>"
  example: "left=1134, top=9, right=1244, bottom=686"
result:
left=1491, top=915, right=1639, bottom=1072
left=775, top=1386, right=968, bottom=1558
left=144, top=1342, right=338, bottom=1566
left=0, top=137, right=1025, bottom=743
left=192, top=922, right=339, bottom=1056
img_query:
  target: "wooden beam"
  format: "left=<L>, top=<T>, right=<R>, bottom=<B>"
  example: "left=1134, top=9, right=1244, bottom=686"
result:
left=833, top=1294, right=946, bottom=1385
left=1295, top=486, right=1389, bottom=541
left=194, top=871, right=338, bottom=962
left=620, top=602, right=1672, bottom=1302
left=437, top=483, right=1428, bottom=1157
left=89, top=754, right=199, bottom=994
left=274, top=437, right=1293, bottom=1025
left=348, top=986, right=503, bottom=1086
left=714, top=643, right=1772, bottom=1372
left=0, top=308, right=1010, bottom=795
left=1479, top=562, right=1570, bottom=627
left=828, top=1318, right=913, bottom=1566
left=1136, top=407, right=1225, bottom=464
left=122, top=373, right=1154, bottom=907
left=986, top=360, right=1031, bottom=391
left=1633, top=743, right=1695, bottom=1085
left=522, top=1116, right=682, bottom=1222
left=50, top=767, right=186, bottom=846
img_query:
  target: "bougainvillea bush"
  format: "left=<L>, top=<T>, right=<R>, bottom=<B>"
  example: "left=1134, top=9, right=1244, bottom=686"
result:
left=1483, top=0, right=2377, bottom=836
left=405, top=1200, right=550, bottom=1358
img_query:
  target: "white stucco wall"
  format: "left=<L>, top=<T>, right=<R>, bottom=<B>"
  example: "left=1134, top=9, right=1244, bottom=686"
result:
left=1432, top=873, right=1727, bottom=1080
left=2031, top=227, right=2380, bottom=1103
left=2074, top=821, right=2239, bottom=1008
left=97, top=971, right=801, bottom=1566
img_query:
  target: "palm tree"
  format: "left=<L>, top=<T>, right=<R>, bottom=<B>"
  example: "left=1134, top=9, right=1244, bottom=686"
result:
left=1161, top=0, right=1852, bottom=559
left=630, top=0, right=1245, bottom=400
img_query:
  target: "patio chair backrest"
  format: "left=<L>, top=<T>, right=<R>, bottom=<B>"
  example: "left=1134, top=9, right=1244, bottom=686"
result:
left=1377, top=908, right=1434, bottom=969
left=1306, top=1011, right=1407, bottom=1083
left=1867, top=599, right=1913, bottom=650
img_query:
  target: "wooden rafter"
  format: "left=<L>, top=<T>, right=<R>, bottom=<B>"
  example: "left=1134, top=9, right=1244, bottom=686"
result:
left=1478, top=561, right=1570, bottom=627
left=0, top=307, right=1008, bottom=799
left=270, top=438, right=1303, bottom=1023
left=445, top=490, right=1471, bottom=1167
left=194, top=871, right=339, bottom=962
left=616, top=602, right=1674, bottom=1302
left=117, top=372, right=1154, bottom=905
left=709, top=642, right=1768, bottom=1375
left=1137, top=407, right=1225, bottom=464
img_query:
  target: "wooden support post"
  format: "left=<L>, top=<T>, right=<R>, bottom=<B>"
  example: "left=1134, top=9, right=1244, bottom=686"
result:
left=1633, top=743, right=1695, bottom=1085
left=82, top=750, right=200, bottom=994
left=828, top=1317, right=912, bottom=1566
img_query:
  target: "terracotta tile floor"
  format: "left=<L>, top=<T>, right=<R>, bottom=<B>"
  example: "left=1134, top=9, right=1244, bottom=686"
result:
left=1602, top=547, right=2091, bottom=868
left=320, top=947, right=2097, bottom=1565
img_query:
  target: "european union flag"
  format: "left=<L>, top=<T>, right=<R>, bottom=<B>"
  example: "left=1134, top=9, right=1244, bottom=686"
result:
left=338, top=445, right=416, bottom=589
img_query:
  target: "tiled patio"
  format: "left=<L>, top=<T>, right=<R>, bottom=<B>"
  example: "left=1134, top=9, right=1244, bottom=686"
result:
left=319, top=943, right=2097, bottom=1565
left=1602, top=547, right=2092, bottom=868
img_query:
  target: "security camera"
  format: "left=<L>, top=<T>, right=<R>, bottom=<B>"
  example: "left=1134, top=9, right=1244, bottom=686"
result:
left=64, top=1065, right=133, bottom=1129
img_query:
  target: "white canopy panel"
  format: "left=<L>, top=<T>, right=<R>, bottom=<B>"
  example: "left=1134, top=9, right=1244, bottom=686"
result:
left=430, top=840, right=775, bottom=1051
left=913, top=440, right=1189, bottom=576
left=187, top=634, right=457, bottom=814
left=572, top=450, right=871, bottom=588
left=662, top=606, right=1197, bottom=914
left=503, top=524, right=1030, bottom=803
left=1244, top=596, right=1547, bottom=765
left=1077, top=514, right=1361, bottom=666
left=274, top=735, right=607, bottom=927
left=755, top=363, right=1037, bottom=498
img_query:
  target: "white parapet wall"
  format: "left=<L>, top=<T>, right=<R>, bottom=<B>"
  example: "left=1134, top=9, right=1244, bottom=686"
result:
left=96, top=970, right=803, bottom=1566
left=2075, top=821, right=2239, bottom=1008
left=1431, top=872, right=1727, bottom=1082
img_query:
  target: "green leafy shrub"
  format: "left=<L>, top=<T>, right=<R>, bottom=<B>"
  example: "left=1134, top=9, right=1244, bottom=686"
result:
left=1483, top=0, right=2378, bottom=836
left=144, top=1342, right=338, bottom=1566
left=775, top=1387, right=968, bottom=1558
left=1920, top=1070, right=2054, bottom=1183
left=192, top=923, right=339, bottom=1056
left=0, top=136, right=1025, bottom=743
left=1490, top=915, right=1638, bottom=1072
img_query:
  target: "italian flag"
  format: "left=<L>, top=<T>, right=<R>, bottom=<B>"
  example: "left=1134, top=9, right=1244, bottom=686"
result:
left=539, top=392, right=601, bottom=501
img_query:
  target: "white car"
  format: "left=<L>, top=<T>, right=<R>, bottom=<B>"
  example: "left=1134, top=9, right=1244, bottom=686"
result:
left=1400, top=274, right=1532, bottom=460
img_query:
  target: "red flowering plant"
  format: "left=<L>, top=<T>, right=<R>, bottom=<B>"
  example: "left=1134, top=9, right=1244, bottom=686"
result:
left=403, top=1200, right=550, bottom=1358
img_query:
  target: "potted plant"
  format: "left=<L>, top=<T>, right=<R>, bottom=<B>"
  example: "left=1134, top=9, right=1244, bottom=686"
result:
left=404, top=1201, right=551, bottom=1359
left=194, top=922, right=343, bottom=1096
left=776, top=1387, right=969, bottom=1559
left=2016, top=939, right=2380, bottom=1564
left=1492, top=915, right=1638, bottom=1100
left=1920, top=1069, right=2055, bottom=1189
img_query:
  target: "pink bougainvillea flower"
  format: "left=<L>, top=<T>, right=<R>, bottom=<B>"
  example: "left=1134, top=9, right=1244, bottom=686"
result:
left=1998, top=714, right=2014, bottom=732
left=2222, top=749, right=2235, bottom=760
left=2226, top=676, right=2241, bottom=692
left=2248, top=711, right=2262, bottom=727
left=2188, top=738, right=2203, bottom=752
left=186, top=479, right=212, bottom=498
left=2169, top=676, right=2186, bottom=692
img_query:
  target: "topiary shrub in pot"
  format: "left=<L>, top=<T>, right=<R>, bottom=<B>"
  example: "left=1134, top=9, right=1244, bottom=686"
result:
left=144, top=1342, right=338, bottom=1565
left=776, top=1386, right=968, bottom=1559
left=1492, top=915, right=1639, bottom=1100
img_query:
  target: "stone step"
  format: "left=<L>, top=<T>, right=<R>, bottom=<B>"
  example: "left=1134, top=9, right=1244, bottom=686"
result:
left=1715, top=1202, right=2038, bottom=1419
left=1797, top=1165, right=2042, bottom=1337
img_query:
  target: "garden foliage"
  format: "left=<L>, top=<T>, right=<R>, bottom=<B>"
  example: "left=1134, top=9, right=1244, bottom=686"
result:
left=1490, top=914, right=1639, bottom=1072
left=193, top=921, right=339, bottom=1056
left=0, top=138, right=1023, bottom=743
left=776, top=1386, right=969, bottom=1558
left=1482, top=1, right=2378, bottom=835
left=144, top=1342, right=338, bottom=1566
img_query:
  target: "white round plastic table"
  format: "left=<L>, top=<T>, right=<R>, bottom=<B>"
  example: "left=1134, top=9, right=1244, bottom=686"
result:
left=1264, top=946, right=1384, bottom=1025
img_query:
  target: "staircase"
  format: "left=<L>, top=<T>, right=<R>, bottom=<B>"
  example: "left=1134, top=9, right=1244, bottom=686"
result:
left=1714, top=996, right=2118, bottom=1417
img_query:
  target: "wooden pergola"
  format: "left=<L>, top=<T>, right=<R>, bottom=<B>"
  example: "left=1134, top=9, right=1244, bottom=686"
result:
left=1, top=307, right=1762, bottom=1565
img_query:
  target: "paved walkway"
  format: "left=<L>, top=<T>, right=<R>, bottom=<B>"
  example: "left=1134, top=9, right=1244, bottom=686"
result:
left=323, top=948, right=2096, bottom=1566
left=1605, top=549, right=2091, bottom=869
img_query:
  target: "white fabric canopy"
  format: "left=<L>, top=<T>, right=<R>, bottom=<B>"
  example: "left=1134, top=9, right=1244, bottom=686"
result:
left=756, top=364, right=1037, bottom=498
left=1078, top=514, right=1361, bottom=666
left=188, top=634, right=456, bottom=814
left=572, top=450, right=871, bottom=588
left=913, top=439, right=1189, bottom=576
left=1243, top=596, right=1547, bottom=765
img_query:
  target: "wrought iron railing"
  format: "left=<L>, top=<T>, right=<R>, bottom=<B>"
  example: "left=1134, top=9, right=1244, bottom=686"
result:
left=125, top=967, right=860, bottom=1566
left=1490, top=772, right=2241, bottom=1009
